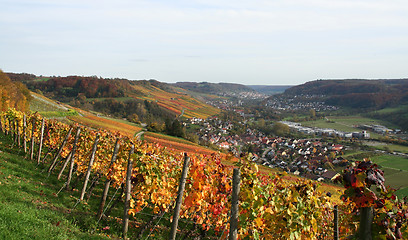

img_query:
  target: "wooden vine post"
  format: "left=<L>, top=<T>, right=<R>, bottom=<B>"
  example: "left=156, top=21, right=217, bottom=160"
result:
left=17, top=119, right=21, bottom=147
left=15, top=120, right=19, bottom=144
left=359, top=207, right=373, bottom=240
left=11, top=119, right=14, bottom=140
left=37, top=118, right=45, bottom=165
left=229, top=168, right=241, bottom=240
left=0, top=115, right=3, bottom=133
left=334, top=205, right=339, bottom=240
left=122, top=144, right=135, bottom=239
left=13, top=119, right=17, bottom=143
left=97, top=138, right=120, bottom=220
left=66, top=127, right=81, bottom=190
left=169, top=153, right=191, bottom=240
left=23, top=114, right=27, bottom=153
left=29, top=118, right=36, bottom=160
left=57, top=151, right=72, bottom=180
left=48, top=127, right=73, bottom=174
left=79, top=134, right=100, bottom=201
left=5, top=117, right=9, bottom=135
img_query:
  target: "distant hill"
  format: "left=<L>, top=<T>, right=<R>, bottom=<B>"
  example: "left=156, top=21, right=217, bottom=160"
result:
left=280, top=79, right=408, bottom=109
left=247, top=85, right=292, bottom=95
left=172, top=82, right=255, bottom=96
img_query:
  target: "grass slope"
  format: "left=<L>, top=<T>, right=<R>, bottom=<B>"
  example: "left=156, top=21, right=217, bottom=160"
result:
left=371, top=154, right=408, bottom=197
left=0, top=135, right=111, bottom=240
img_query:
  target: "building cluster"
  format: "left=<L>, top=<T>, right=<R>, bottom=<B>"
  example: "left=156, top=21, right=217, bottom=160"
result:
left=189, top=117, right=266, bottom=151
left=187, top=117, right=348, bottom=183
left=281, top=121, right=371, bottom=139
left=265, top=95, right=338, bottom=111
left=258, top=138, right=346, bottom=182
left=359, top=124, right=402, bottom=134
left=219, top=91, right=266, bottom=99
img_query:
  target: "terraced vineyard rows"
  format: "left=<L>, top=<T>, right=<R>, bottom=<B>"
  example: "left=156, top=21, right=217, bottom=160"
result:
left=1, top=108, right=408, bottom=239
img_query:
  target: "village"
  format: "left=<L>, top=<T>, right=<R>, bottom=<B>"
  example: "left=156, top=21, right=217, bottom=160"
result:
left=186, top=117, right=349, bottom=183
left=281, top=121, right=371, bottom=138
left=264, top=94, right=339, bottom=111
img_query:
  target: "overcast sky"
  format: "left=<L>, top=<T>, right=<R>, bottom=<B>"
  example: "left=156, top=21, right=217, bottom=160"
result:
left=1, top=0, right=407, bottom=85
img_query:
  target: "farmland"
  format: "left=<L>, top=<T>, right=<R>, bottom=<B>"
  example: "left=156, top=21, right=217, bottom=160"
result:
left=375, top=143, right=408, bottom=154
left=370, top=155, right=408, bottom=197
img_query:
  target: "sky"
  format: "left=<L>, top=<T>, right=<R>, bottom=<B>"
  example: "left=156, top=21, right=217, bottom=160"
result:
left=1, top=0, right=408, bottom=85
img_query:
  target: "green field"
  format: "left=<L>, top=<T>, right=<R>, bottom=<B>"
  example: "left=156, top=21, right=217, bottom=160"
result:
left=371, top=155, right=408, bottom=171
left=375, top=144, right=408, bottom=154
left=373, top=105, right=408, bottom=114
left=371, top=154, right=408, bottom=198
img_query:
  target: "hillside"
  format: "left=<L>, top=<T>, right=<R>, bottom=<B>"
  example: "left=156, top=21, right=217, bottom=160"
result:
left=27, top=90, right=223, bottom=156
left=7, top=73, right=220, bottom=120
left=283, top=79, right=408, bottom=109
left=247, top=85, right=292, bottom=95
left=172, top=82, right=256, bottom=96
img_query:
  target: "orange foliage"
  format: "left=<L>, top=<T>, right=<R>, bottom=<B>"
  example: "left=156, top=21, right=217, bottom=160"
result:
left=68, top=114, right=141, bottom=137
left=144, top=135, right=216, bottom=155
left=130, top=83, right=220, bottom=118
left=0, top=70, right=31, bottom=112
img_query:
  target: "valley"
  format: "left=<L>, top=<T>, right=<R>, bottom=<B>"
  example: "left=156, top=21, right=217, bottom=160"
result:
left=13, top=72, right=407, bottom=197
left=2, top=71, right=408, bottom=238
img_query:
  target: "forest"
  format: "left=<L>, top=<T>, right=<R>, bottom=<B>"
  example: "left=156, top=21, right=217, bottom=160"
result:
left=280, top=79, right=408, bottom=109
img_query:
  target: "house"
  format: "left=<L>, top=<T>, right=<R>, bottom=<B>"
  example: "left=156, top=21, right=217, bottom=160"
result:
left=330, top=144, right=343, bottom=152
left=321, top=170, right=338, bottom=180
left=219, top=141, right=230, bottom=149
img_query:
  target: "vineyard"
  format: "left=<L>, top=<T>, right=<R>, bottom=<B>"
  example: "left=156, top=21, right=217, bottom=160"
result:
left=129, top=83, right=220, bottom=119
left=1, top=108, right=408, bottom=239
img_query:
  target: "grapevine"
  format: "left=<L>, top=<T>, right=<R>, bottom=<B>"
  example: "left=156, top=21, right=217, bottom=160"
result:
left=6, top=108, right=398, bottom=239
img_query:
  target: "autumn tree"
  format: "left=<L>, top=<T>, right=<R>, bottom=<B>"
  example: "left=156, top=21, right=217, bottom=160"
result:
left=1, top=70, right=31, bottom=111
left=272, top=122, right=290, bottom=136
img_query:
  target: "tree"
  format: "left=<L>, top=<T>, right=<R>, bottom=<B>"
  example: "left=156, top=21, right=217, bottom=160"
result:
left=165, top=119, right=186, bottom=138
left=1, top=70, right=31, bottom=111
left=310, top=109, right=316, bottom=119
left=127, top=113, right=140, bottom=124
left=272, top=122, right=290, bottom=136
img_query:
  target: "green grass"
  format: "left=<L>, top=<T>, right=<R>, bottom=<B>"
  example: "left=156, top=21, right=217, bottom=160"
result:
left=301, top=119, right=359, bottom=133
left=0, top=135, right=112, bottom=239
left=375, top=144, right=408, bottom=154
left=373, top=105, right=408, bottom=114
left=38, top=109, right=79, bottom=118
left=370, top=154, right=408, bottom=198
left=33, top=77, right=50, bottom=82
left=371, top=155, right=408, bottom=171
left=30, top=93, right=66, bottom=112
